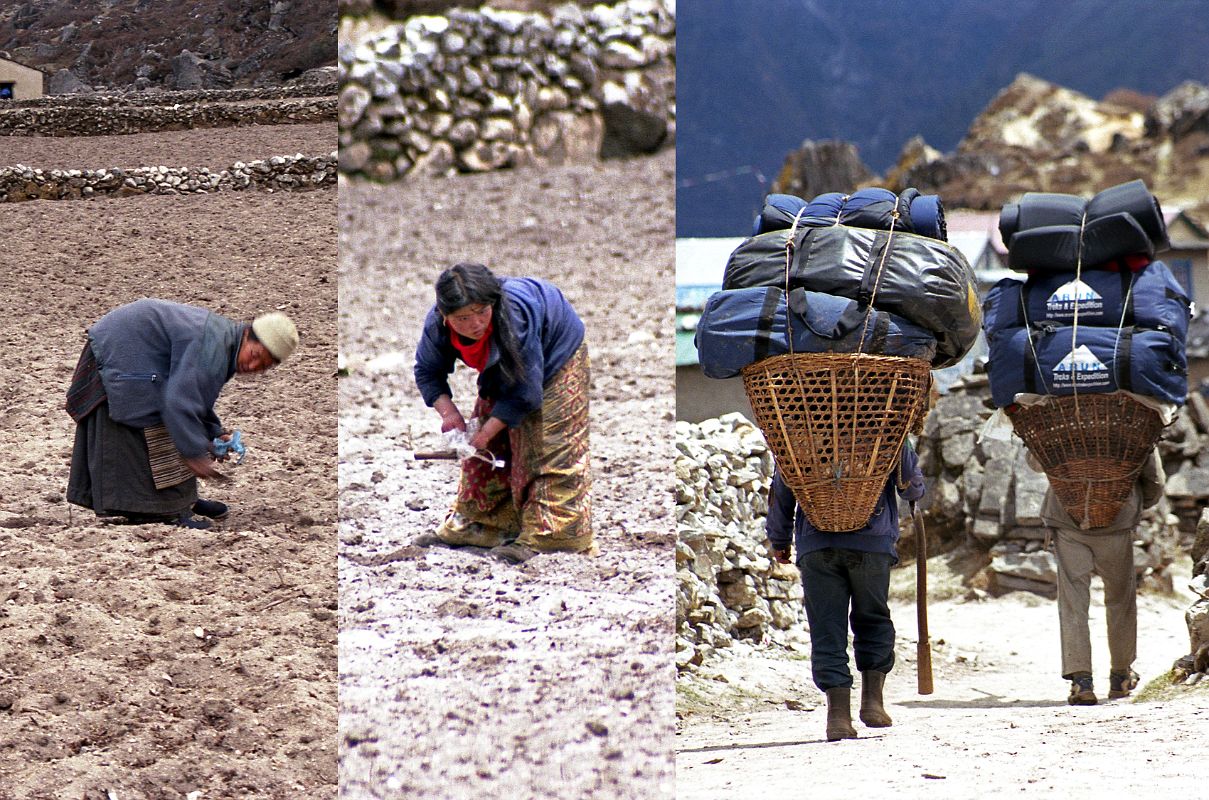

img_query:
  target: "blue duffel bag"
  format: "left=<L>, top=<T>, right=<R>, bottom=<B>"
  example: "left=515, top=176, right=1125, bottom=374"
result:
left=982, top=260, right=1191, bottom=341
left=695, top=286, right=939, bottom=379
left=986, top=323, right=1187, bottom=407
left=753, top=188, right=947, bottom=240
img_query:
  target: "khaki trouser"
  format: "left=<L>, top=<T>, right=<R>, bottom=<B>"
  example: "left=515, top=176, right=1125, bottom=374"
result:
left=1053, top=526, right=1137, bottom=678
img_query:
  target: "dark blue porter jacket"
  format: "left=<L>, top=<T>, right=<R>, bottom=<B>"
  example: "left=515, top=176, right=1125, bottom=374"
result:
left=88, top=298, right=246, bottom=459
left=766, top=444, right=925, bottom=563
left=414, top=277, right=585, bottom=427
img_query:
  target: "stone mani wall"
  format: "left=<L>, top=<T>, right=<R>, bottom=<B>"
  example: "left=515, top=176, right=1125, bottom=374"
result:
left=0, top=96, right=336, bottom=138
left=337, top=1, right=675, bottom=180
left=0, top=153, right=338, bottom=203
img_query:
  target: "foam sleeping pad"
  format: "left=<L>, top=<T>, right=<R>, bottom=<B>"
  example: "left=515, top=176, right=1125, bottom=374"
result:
left=694, top=286, right=940, bottom=378
left=722, top=224, right=979, bottom=368
left=1006, top=213, right=1155, bottom=272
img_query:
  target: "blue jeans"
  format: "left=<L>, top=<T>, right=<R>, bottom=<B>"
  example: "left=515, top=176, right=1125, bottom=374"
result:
left=797, top=548, right=895, bottom=691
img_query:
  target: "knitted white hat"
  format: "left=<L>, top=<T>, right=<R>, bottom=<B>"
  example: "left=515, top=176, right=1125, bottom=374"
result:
left=251, top=312, right=299, bottom=362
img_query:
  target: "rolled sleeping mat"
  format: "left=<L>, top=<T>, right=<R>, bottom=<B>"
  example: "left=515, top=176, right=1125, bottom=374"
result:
left=986, top=323, right=1187, bottom=408
left=754, top=188, right=948, bottom=241
left=722, top=224, right=979, bottom=368
left=1086, top=179, right=1169, bottom=252
left=905, top=189, right=947, bottom=241
left=1006, top=213, right=1155, bottom=272
left=694, top=286, right=940, bottom=378
left=753, top=193, right=809, bottom=236
left=999, top=192, right=1086, bottom=243
left=982, top=260, right=1192, bottom=341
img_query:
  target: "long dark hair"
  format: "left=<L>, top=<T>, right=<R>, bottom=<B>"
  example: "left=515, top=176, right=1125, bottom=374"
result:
left=435, top=262, right=525, bottom=386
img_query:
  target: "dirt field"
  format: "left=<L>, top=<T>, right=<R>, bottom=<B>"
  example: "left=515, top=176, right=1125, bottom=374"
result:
left=338, top=149, right=678, bottom=798
left=676, top=548, right=1209, bottom=797
left=0, top=129, right=338, bottom=798
left=0, top=124, right=334, bottom=170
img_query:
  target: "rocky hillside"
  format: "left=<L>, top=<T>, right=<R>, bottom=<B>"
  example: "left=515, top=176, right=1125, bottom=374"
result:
left=776, top=74, right=1209, bottom=218
left=0, top=0, right=336, bottom=92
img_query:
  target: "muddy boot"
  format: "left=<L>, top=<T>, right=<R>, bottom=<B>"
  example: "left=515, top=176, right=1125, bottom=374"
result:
left=1067, top=673, right=1097, bottom=705
left=824, top=688, right=857, bottom=741
left=859, top=670, right=892, bottom=727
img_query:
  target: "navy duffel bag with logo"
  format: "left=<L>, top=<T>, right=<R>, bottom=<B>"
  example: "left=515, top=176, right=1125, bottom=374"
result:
left=986, top=323, right=1187, bottom=407
left=982, top=260, right=1191, bottom=341
left=695, top=286, right=939, bottom=379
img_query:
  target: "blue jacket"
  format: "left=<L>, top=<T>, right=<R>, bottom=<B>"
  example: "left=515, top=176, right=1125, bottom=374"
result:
left=766, top=443, right=925, bottom=562
left=414, top=277, right=585, bottom=427
left=88, top=299, right=245, bottom=459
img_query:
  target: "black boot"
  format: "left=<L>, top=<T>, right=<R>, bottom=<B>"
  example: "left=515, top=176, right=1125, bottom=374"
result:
left=825, top=688, right=858, bottom=741
left=859, top=670, right=893, bottom=727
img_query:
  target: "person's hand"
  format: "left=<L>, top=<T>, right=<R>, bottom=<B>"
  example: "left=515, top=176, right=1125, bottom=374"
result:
left=185, top=454, right=226, bottom=480
left=210, top=432, right=233, bottom=462
left=440, top=407, right=467, bottom=433
left=469, top=428, right=491, bottom=451
left=772, top=546, right=792, bottom=564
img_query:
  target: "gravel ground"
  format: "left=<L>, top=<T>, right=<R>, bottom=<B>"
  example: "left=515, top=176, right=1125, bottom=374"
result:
left=338, top=149, right=678, bottom=799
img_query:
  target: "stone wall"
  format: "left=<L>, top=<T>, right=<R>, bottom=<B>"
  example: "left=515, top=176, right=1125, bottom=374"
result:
left=676, top=414, right=802, bottom=671
left=337, top=1, right=675, bottom=180
left=0, top=96, right=336, bottom=138
left=915, top=373, right=1201, bottom=597
left=0, top=153, right=337, bottom=203
left=0, top=84, right=337, bottom=110
left=676, top=381, right=1208, bottom=672
left=1173, top=509, right=1209, bottom=683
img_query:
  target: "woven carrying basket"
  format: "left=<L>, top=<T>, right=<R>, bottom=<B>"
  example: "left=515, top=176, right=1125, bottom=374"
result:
left=742, top=352, right=931, bottom=531
left=1007, top=393, right=1163, bottom=529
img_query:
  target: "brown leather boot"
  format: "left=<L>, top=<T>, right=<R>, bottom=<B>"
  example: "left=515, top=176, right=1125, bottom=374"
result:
left=825, top=688, right=858, bottom=741
left=859, top=670, right=893, bottom=727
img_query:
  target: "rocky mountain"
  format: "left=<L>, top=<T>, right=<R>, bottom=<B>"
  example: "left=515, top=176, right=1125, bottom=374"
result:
left=0, top=0, right=336, bottom=92
left=677, top=0, right=1209, bottom=236
left=774, top=74, right=1209, bottom=220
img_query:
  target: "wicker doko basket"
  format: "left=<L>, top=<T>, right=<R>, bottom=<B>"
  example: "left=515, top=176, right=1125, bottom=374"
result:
left=1007, top=393, right=1163, bottom=529
left=742, top=352, right=931, bottom=531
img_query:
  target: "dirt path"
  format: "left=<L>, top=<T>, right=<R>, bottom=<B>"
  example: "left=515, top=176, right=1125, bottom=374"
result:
left=338, top=151, right=678, bottom=799
left=676, top=550, right=1209, bottom=797
left=0, top=128, right=337, bottom=797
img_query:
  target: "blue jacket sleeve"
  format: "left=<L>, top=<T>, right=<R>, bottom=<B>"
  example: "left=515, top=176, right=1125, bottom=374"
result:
left=766, top=471, right=797, bottom=550
left=414, top=310, right=457, bottom=407
left=488, top=296, right=545, bottom=427
left=161, top=338, right=224, bottom=459
left=897, top=441, right=926, bottom=503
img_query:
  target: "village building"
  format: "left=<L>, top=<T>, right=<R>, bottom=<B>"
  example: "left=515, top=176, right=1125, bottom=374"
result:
left=0, top=55, right=44, bottom=100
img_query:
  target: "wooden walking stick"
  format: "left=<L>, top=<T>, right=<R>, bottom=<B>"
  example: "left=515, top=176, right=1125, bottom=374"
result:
left=911, top=501, right=934, bottom=695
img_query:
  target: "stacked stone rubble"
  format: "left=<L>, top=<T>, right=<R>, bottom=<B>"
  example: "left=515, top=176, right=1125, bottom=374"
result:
left=1, top=84, right=337, bottom=111
left=1173, top=508, right=1209, bottom=682
left=916, top=373, right=1193, bottom=597
left=337, top=0, right=675, bottom=180
left=675, top=414, right=802, bottom=671
left=0, top=96, right=335, bottom=138
left=0, top=153, right=338, bottom=203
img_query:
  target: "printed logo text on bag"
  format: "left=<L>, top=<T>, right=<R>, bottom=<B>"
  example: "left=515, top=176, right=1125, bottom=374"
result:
left=1046, top=280, right=1104, bottom=319
left=1052, top=344, right=1111, bottom=390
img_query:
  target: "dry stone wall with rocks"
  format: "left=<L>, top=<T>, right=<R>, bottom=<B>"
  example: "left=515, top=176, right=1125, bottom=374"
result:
left=0, top=96, right=336, bottom=138
left=1173, top=509, right=1209, bottom=683
left=337, top=1, right=675, bottom=180
left=0, top=153, right=337, bottom=203
left=0, top=84, right=337, bottom=110
left=677, top=378, right=1208, bottom=671
left=676, top=414, right=802, bottom=671
left=915, top=373, right=1200, bottom=597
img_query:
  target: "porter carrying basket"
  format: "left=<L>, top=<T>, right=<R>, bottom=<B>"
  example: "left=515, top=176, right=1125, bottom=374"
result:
left=1007, top=393, right=1163, bottom=529
left=742, top=351, right=931, bottom=531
